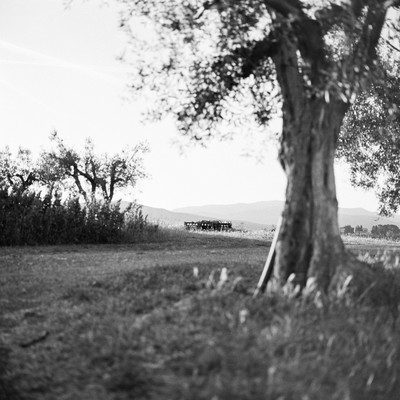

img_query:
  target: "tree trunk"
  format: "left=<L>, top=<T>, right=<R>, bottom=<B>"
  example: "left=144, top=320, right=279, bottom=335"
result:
left=272, top=37, right=349, bottom=292
left=275, top=98, right=348, bottom=292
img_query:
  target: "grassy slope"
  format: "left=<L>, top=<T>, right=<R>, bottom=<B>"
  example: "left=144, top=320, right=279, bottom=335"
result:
left=1, top=231, right=400, bottom=400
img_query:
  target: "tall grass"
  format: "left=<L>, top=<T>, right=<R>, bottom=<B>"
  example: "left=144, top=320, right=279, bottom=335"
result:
left=0, top=188, right=158, bottom=245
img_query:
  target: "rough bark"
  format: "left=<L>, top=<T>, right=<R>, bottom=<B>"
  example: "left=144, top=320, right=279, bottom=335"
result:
left=272, top=35, right=349, bottom=292
left=276, top=98, right=350, bottom=291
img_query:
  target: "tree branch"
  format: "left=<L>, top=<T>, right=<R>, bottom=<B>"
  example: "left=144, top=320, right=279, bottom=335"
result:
left=71, top=165, right=88, bottom=204
left=385, top=38, right=400, bottom=53
left=263, top=0, right=304, bottom=17
left=353, top=3, right=388, bottom=66
left=239, top=37, right=278, bottom=78
left=6, top=173, right=14, bottom=186
left=265, top=0, right=325, bottom=75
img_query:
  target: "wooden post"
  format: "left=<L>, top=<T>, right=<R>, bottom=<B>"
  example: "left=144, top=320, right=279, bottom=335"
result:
left=253, top=217, right=282, bottom=298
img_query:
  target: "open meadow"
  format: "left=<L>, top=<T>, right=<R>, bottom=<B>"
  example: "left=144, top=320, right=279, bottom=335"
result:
left=2, top=229, right=400, bottom=400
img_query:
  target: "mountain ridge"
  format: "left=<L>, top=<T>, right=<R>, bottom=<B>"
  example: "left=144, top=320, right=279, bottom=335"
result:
left=120, top=202, right=270, bottom=230
left=172, top=201, right=400, bottom=230
left=119, top=200, right=400, bottom=231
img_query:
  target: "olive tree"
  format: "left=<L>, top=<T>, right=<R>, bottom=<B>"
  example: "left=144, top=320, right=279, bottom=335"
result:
left=120, top=0, right=400, bottom=291
left=0, top=147, right=37, bottom=192
left=46, top=131, right=149, bottom=204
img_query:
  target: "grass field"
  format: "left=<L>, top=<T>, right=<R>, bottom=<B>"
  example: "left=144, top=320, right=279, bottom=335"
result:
left=1, top=230, right=400, bottom=399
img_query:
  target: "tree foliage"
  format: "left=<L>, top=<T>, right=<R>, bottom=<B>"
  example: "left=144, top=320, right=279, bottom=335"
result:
left=0, top=133, right=149, bottom=204
left=354, top=224, right=364, bottom=234
left=342, top=225, right=354, bottom=234
left=339, top=69, right=400, bottom=216
left=371, top=223, right=400, bottom=238
left=0, top=147, right=38, bottom=192
left=120, top=0, right=400, bottom=139
left=47, top=132, right=149, bottom=204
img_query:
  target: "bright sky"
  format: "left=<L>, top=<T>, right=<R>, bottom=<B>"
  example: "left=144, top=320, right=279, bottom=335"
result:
left=0, top=0, right=379, bottom=211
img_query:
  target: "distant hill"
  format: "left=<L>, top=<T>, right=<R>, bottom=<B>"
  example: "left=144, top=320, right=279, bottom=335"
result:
left=120, top=202, right=270, bottom=231
left=174, top=201, right=400, bottom=230
left=174, top=201, right=284, bottom=227
left=119, top=200, right=400, bottom=231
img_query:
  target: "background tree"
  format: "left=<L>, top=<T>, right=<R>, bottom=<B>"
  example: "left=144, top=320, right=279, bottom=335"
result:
left=354, top=225, right=364, bottom=235
left=35, top=151, right=66, bottom=198
left=46, top=131, right=149, bottom=204
left=371, top=224, right=400, bottom=238
left=0, top=146, right=38, bottom=192
left=342, top=225, right=354, bottom=235
left=120, top=0, right=400, bottom=291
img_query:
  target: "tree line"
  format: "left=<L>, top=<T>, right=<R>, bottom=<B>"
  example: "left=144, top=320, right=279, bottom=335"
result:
left=0, top=131, right=148, bottom=204
left=0, top=133, right=156, bottom=246
left=342, top=224, right=400, bottom=239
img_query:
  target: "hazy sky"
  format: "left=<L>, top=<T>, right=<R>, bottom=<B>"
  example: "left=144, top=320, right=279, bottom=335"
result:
left=0, top=0, right=379, bottom=211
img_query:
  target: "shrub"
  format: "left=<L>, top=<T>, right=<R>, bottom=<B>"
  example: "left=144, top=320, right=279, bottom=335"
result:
left=123, top=203, right=158, bottom=242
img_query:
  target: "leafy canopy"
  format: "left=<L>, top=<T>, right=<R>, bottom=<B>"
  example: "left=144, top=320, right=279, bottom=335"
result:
left=46, top=132, right=149, bottom=203
left=121, top=0, right=400, bottom=214
left=0, top=133, right=149, bottom=204
left=120, top=0, right=400, bottom=137
left=339, top=65, right=400, bottom=215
